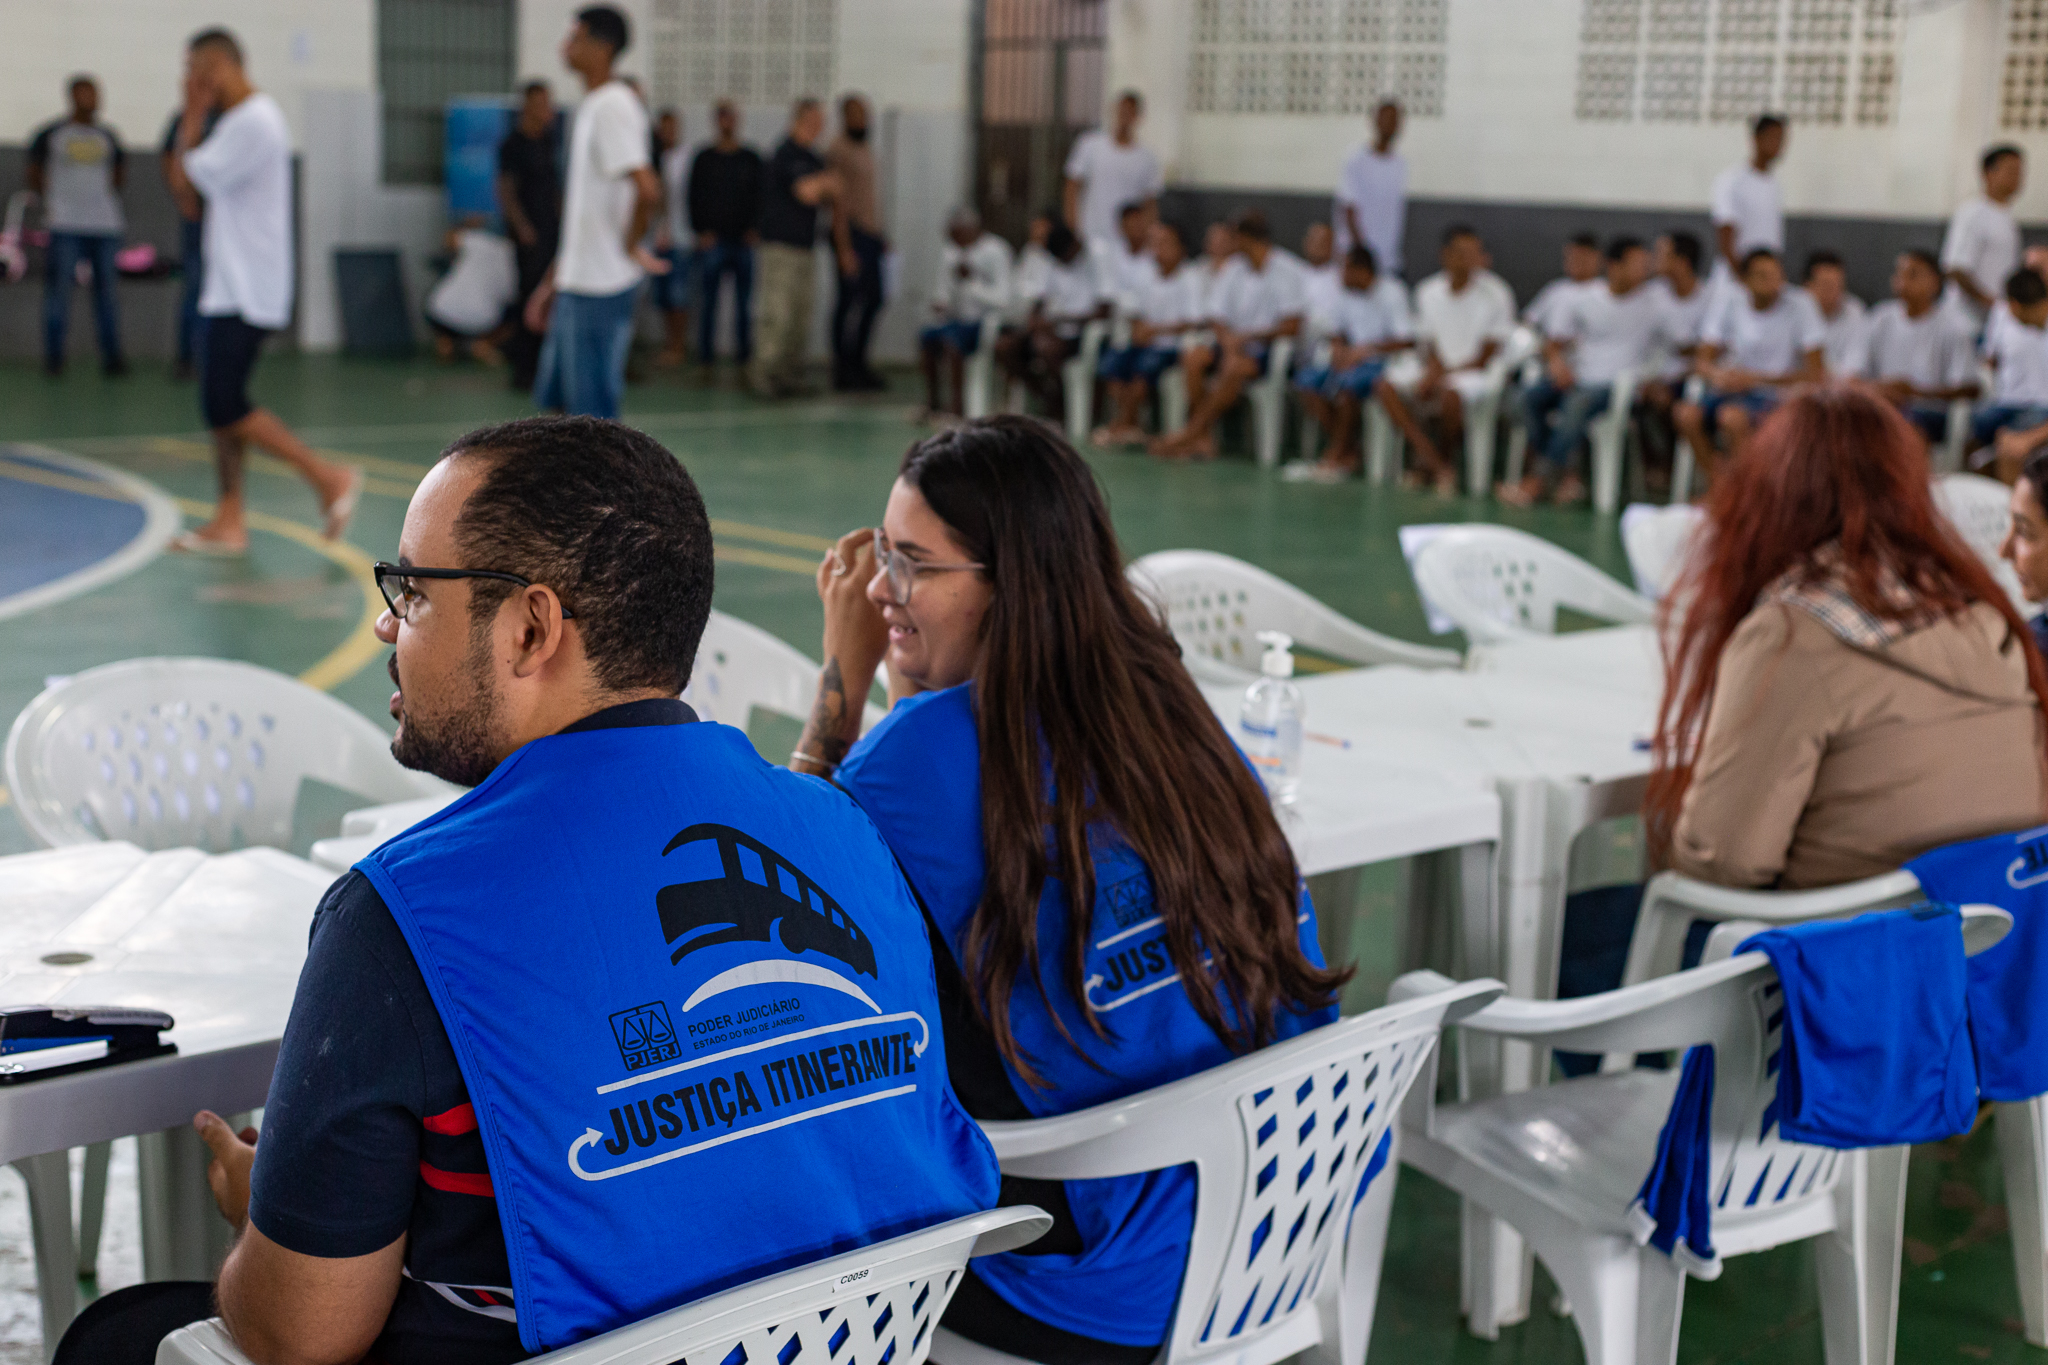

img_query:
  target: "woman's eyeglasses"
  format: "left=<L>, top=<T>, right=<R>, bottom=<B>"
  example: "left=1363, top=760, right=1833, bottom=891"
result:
left=871, top=532, right=984, bottom=606
left=373, top=562, right=577, bottom=622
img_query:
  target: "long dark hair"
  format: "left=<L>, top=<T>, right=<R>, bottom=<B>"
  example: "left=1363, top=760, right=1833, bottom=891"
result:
left=1645, top=383, right=2048, bottom=862
left=900, top=416, right=1350, bottom=1087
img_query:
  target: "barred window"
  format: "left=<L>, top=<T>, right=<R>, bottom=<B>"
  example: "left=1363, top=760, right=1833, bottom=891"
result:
left=1574, top=0, right=1898, bottom=126
left=2004, top=0, right=2048, bottom=131
left=378, top=0, right=515, bottom=185
left=1188, top=0, right=1448, bottom=118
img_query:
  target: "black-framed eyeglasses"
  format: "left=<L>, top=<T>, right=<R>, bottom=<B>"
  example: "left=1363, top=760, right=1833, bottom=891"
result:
left=373, top=562, right=576, bottom=621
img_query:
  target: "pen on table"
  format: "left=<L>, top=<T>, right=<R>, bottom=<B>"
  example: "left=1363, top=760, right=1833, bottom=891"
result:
left=1306, top=731, right=1351, bottom=749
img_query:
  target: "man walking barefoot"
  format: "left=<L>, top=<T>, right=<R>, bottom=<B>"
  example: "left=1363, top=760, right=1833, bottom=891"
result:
left=166, top=28, right=359, bottom=554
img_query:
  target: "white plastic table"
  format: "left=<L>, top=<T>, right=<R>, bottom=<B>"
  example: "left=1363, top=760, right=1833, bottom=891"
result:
left=1463, top=623, right=1662, bottom=700
left=0, top=841, right=331, bottom=1354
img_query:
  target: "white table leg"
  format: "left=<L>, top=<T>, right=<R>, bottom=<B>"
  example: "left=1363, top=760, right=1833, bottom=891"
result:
left=14, top=1152, right=79, bottom=1362
left=138, top=1117, right=244, bottom=1283
left=77, top=1140, right=111, bottom=1278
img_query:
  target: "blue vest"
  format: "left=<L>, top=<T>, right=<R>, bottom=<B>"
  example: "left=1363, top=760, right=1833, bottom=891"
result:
left=1908, top=824, right=2048, bottom=1102
left=836, top=685, right=1336, bottom=1348
left=360, top=720, right=1000, bottom=1352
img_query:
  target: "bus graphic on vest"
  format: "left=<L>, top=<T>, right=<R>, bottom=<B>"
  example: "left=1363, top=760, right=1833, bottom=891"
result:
left=656, top=823, right=878, bottom=978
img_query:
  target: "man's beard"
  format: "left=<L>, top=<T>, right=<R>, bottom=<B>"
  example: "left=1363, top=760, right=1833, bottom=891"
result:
left=388, top=634, right=504, bottom=788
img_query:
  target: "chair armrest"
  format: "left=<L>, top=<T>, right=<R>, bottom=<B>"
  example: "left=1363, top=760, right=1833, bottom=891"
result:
left=156, top=1320, right=246, bottom=1365
left=1641, top=869, right=1922, bottom=923
left=1396, top=958, right=1769, bottom=1056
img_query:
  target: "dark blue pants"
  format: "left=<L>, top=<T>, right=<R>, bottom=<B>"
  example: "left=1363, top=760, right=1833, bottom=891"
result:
left=176, top=217, right=205, bottom=367
left=696, top=239, right=754, bottom=363
left=44, top=232, right=123, bottom=368
left=832, top=227, right=886, bottom=382
left=1523, top=380, right=1612, bottom=478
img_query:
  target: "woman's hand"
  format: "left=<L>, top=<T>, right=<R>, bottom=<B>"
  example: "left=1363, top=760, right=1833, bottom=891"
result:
left=793, top=529, right=887, bottom=775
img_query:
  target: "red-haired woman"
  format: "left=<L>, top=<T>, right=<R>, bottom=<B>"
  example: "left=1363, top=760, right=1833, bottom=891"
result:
left=1646, top=384, right=2048, bottom=888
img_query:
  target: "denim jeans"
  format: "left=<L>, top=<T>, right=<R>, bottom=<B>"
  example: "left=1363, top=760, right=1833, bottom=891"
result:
left=832, top=226, right=885, bottom=380
left=1522, top=379, right=1612, bottom=478
left=696, top=238, right=754, bottom=363
left=176, top=216, right=204, bottom=367
left=44, top=231, right=123, bottom=368
left=534, top=283, right=641, bottom=420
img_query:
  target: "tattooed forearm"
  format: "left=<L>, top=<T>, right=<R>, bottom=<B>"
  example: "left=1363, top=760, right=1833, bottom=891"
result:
left=793, top=657, right=857, bottom=770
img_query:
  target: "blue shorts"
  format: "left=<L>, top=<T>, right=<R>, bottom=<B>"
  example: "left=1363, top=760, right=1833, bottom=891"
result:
left=1973, top=404, right=2048, bottom=447
left=1294, top=358, right=1386, bottom=399
left=1698, top=387, right=1781, bottom=429
left=649, top=246, right=694, bottom=313
left=919, top=319, right=983, bottom=355
left=1098, top=344, right=1179, bottom=382
left=1241, top=341, right=1272, bottom=378
left=1902, top=403, right=1950, bottom=446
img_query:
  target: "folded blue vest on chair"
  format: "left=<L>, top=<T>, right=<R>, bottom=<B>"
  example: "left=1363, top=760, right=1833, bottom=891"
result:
left=1627, top=1045, right=1719, bottom=1277
left=1908, top=825, right=2048, bottom=1102
left=1737, top=905, right=1976, bottom=1148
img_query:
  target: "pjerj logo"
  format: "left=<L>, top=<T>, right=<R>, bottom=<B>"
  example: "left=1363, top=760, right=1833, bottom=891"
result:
left=608, top=1001, right=680, bottom=1072
left=657, top=824, right=878, bottom=977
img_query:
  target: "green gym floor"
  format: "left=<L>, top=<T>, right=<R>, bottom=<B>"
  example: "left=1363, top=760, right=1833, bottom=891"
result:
left=0, top=355, right=2033, bottom=1363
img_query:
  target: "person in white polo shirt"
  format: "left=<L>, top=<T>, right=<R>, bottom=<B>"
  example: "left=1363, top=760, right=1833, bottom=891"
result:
left=166, top=28, right=360, bottom=556
left=1943, top=146, right=2025, bottom=326
left=1523, top=234, right=1602, bottom=339
left=1400, top=223, right=1515, bottom=480
left=1972, top=268, right=2048, bottom=478
left=1286, top=245, right=1416, bottom=484
left=1861, top=248, right=1980, bottom=450
left=1675, top=247, right=1824, bottom=485
left=1153, top=210, right=1304, bottom=461
left=1334, top=100, right=1406, bottom=278
left=917, top=206, right=1012, bottom=421
left=1095, top=219, right=1203, bottom=446
left=1063, top=92, right=1163, bottom=251
left=524, top=6, right=667, bottom=420
left=1709, top=115, right=1786, bottom=283
left=1505, top=238, right=1665, bottom=507
left=1802, top=249, right=1867, bottom=376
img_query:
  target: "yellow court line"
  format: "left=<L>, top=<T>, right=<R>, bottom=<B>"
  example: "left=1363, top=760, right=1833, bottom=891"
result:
left=710, top=519, right=837, bottom=554
left=173, top=497, right=386, bottom=693
left=0, top=786, right=11, bottom=809
left=0, top=459, right=143, bottom=504
left=715, top=545, right=820, bottom=576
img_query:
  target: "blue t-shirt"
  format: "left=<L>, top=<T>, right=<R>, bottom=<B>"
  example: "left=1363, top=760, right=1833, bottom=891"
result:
left=835, top=683, right=1336, bottom=1347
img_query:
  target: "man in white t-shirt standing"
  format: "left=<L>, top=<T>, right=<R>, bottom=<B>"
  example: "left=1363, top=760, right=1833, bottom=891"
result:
left=1063, top=91, right=1163, bottom=250
left=166, top=28, right=360, bottom=556
left=524, top=5, right=666, bottom=420
left=1942, top=145, right=2025, bottom=325
left=1333, top=100, right=1406, bottom=279
left=1709, top=115, right=1786, bottom=281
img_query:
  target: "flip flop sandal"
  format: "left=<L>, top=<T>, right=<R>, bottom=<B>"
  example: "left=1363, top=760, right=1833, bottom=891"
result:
left=169, top=530, right=249, bottom=557
left=322, top=467, right=365, bottom=541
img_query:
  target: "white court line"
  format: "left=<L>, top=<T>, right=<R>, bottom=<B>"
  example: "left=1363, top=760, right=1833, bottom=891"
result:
left=0, top=444, right=180, bottom=623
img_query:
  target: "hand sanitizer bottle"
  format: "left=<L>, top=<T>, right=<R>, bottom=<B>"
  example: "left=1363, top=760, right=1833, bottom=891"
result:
left=1239, top=630, right=1304, bottom=804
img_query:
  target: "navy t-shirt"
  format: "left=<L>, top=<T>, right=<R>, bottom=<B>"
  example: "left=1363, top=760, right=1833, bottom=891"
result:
left=246, top=699, right=696, bottom=1363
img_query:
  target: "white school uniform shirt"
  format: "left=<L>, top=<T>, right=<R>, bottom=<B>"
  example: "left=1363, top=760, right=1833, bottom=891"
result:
left=182, top=92, right=294, bottom=328
left=1193, top=255, right=1241, bottom=324
left=1330, top=282, right=1411, bottom=349
left=1942, top=195, right=2022, bottom=323
left=1214, top=251, right=1307, bottom=335
left=556, top=80, right=652, bottom=297
left=1860, top=300, right=1979, bottom=393
left=1987, top=311, right=2048, bottom=407
left=1646, top=277, right=1714, bottom=379
left=1063, top=130, right=1164, bottom=251
left=1132, top=263, right=1205, bottom=343
left=931, top=233, right=1013, bottom=323
left=1301, top=262, right=1344, bottom=335
left=1812, top=292, right=1869, bottom=376
left=1012, top=243, right=1054, bottom=316
left=426, top=229, right=519, bottom=335
left=1038, top=251, right=1104, bottom=327
left=1415, top=269, right=1515, bottom=370
left=661, top=142, right=695, bottom=244
left=1709, top=162, right=1784, bottom=259
left=1333, top=145, right=1406, bottom=275
left=1095, top=234, right=1158, bottom=313
left=1524, top=277, right=1597, bottom=338
left=1556, top=281, right=1667, bottom=387
left=1702, top=286, right=1826, bottom=376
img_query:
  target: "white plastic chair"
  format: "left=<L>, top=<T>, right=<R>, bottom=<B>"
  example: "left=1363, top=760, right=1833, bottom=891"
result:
left=4, top=658, right=451, bottom=854
left=159, top=1207, right=1051, bottom=1365
left=1408, top=526, right=1657, bottom=645
left=1248, top=336, right=1297, bottom=468
left=1936, top=394, right=1973, bottom=475
left=1395, top=904, right=2010, bottom=1365
left=1588, top=370, right=1642, bottom=515
left=1619, top=504, right=1707, bottom=600
left=1062, top=319, right=1112, bottom=444
left=1128, top=548, right=1462, bottom=684
left=934, top=978, right=1504, bottom=1365
left=961, top=314, right=1007, bottom=420
left=310, top=611, right=882, bottom=872
left=1364, top=343, right=1523, bottom=496
left=1622, top=868, right=2048, bottom=1347
left=1932, top=470, right=2034, bottom=612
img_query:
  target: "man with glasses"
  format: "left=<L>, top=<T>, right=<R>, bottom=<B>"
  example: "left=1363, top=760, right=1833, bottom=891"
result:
left=56, top=415, right=998, bottom=1365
